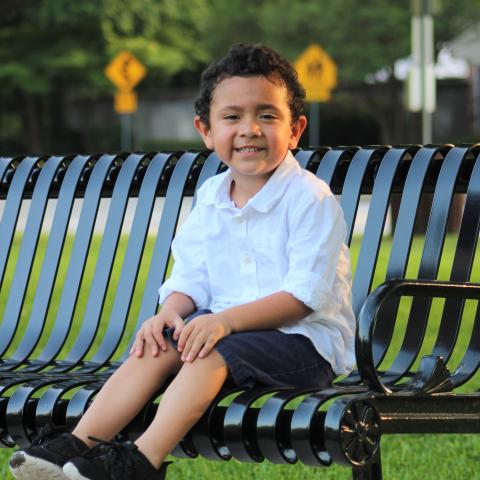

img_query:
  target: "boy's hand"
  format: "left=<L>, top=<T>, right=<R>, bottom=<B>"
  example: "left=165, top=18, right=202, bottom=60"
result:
left=130, top=310, right=184, bottom=358
left=177, top=313, right=232, bottom=362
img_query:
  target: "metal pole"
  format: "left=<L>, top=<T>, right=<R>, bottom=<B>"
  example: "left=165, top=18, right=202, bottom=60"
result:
left=422, top=109, right=432, bottom=145
left=120, top=114, right=132, bottom=151
left=309, top=102, right=320, bottom=146
left=419, top=0, right=434, bottom=144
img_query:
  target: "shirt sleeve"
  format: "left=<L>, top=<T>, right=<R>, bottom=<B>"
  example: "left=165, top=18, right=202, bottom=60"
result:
left=281, top=190, right=346, bottom=311
left=158, top=204, right=211, bottom=309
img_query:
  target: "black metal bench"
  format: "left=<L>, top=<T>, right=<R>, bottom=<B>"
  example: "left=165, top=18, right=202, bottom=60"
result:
left=1, top=145, right=479, bottom=480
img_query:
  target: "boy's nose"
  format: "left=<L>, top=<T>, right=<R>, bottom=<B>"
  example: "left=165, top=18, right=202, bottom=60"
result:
left=239, top=118, right=261, bottom=137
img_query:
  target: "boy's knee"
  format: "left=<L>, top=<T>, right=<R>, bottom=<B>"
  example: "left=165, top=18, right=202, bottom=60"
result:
left=128, top=343, right=182, bottom=369
left=182, top=349, right=227, bottom=370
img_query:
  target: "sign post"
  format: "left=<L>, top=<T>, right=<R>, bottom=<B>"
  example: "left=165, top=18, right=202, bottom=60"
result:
left=408, top=0, right=436, bottom=144
left=295, top=44, right=337, bottom=146
left=105, top=51, right=147, bottom=151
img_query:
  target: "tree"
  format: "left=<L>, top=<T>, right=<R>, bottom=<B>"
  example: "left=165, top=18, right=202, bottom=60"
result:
left=199, top=0, right=480, bottom=143
left=0, top=0, right=209, bottom=153
left=1, top=0, right=479, bottom=153
left=202, top=0, right=480, bottom=82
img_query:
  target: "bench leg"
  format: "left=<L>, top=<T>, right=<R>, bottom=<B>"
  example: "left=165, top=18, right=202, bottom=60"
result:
left=351, top=449, right=382, bottom=480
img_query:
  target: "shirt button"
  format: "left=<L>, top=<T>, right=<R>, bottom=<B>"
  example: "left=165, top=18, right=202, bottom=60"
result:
left=234, top=216, right=244, bottom=224
left=243, top=255, right=252, bottom=264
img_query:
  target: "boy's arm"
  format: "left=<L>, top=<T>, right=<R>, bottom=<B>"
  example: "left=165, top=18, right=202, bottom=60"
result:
left=161, top=291, right=196, bottom=318
left=177, top=291, right=312, bottom=362
left=219, top=291, right=311, bottom=332
left=158, top=204, right=211, bottom=311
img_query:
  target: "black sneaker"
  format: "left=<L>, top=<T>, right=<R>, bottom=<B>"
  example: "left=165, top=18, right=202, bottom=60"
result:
left=9, top=425, right=89, bottom=480
left=62, top=437, right=170, bottom=480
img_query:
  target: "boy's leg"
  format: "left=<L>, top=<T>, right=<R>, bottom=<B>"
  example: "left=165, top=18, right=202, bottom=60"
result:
left=134, top=349, right=228, bottom=468
left=9, top=347, right=181, bottom=480
left=73, top=344, right=183, bottom=446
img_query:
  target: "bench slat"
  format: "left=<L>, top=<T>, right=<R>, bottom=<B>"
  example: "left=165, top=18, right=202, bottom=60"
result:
left=0, top=157, right=39, bottom=297
left=340, top=147, right=380, bottom=246
left=63, top=154, right=146, bottom=368
left=351, top=147, right=410, bottom=317
left=0, top=156, right=64, bottom=356
left=33, top=155, right=118, bottom=372
left=438, top=147, right=480, bottom=384
left=315, top=148, right=351, bottom=186
left=5, top=156, right=92, bottom=368
left=417, top=147, right=466, bottom=278
left=87, top=153, right=174, bottom=368
left=135, top=152, right=206, bottom=334
left=383, top=146, right=468, bottom=385
left=372, top=146, right=439, bottom=366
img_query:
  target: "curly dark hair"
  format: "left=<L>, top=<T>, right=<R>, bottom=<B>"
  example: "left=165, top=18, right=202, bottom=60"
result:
left=194, top=43, right=306, bottom=126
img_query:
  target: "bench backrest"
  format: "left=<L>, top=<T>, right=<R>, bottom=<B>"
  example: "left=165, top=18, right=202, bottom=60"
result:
left=0, top=145, right=479, bottom=388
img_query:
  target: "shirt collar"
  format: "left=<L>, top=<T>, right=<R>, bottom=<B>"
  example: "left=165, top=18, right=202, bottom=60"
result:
left=201, top=150, right=301, bottom=213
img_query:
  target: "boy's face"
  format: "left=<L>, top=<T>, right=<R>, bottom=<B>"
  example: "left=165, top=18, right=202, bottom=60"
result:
left=194, top=75, right=307, bottom=183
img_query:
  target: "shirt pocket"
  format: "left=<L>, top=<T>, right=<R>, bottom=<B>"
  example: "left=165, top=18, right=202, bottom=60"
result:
left=251, top=234, right=284, bottom=251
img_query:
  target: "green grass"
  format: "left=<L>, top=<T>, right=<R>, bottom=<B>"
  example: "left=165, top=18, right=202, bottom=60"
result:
left=1, top=233, right=480, bottom=479
left=1, top=435, right=480, bottom=479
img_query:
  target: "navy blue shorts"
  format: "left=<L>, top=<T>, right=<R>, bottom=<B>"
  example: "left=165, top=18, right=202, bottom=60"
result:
left=164, top=310, right=335, bottom=388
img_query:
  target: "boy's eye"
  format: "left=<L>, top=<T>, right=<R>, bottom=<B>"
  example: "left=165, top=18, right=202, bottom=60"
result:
left=223, top=114, right=239, bottom=120
left=260, top=113, right=277, bottom=120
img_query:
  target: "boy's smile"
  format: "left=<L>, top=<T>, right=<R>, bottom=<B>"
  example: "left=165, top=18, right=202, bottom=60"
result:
left=194, top=75, right=306, bottom=196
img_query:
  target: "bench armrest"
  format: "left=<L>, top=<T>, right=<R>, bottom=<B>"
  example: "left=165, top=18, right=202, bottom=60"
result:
left=355, top=279, right=480, bottom=395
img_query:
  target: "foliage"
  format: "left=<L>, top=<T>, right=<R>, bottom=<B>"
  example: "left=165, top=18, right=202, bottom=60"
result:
left=435, top=0, right=480, bottom=46
left=101, top=0, right=210, bottom=86
left=201, top=0, right=480, bottom=82
left=1, top=0, right=479, bottom=92
left=0, top=0, right=479, bottom=152
left=0, top=0, right=211, bottom=153
left=0, top=0, right=209, bottom=95
left=258, top=0, right=411, bottom=82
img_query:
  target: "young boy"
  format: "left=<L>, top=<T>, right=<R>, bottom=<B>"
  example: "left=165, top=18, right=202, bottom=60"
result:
left=9, top=43, right=355, bottom=480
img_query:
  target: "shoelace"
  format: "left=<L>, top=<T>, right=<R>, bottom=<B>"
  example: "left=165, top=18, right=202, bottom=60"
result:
left=85, top=436, right=138, bottom=479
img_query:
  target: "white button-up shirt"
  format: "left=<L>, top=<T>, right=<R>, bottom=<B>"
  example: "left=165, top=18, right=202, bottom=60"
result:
left=159, top=151, right=356, bottom=374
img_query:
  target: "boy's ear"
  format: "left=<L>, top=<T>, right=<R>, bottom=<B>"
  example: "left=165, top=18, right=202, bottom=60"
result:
left=288, top=115, right=308, bottom=149
left=194, top=116, right=214, bottom=149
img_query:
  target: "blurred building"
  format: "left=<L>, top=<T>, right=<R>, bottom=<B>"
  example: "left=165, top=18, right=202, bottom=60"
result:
left=450, top=24, right=480, bottom=134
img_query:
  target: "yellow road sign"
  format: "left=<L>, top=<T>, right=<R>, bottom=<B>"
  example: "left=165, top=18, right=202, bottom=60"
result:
left=295, top=44, right=337, bottom=102
left=105, top=51, right=146, bottom=91
left=114, top=90, right=137, bottom=113
left=114, top=90, right=138, bottom=114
